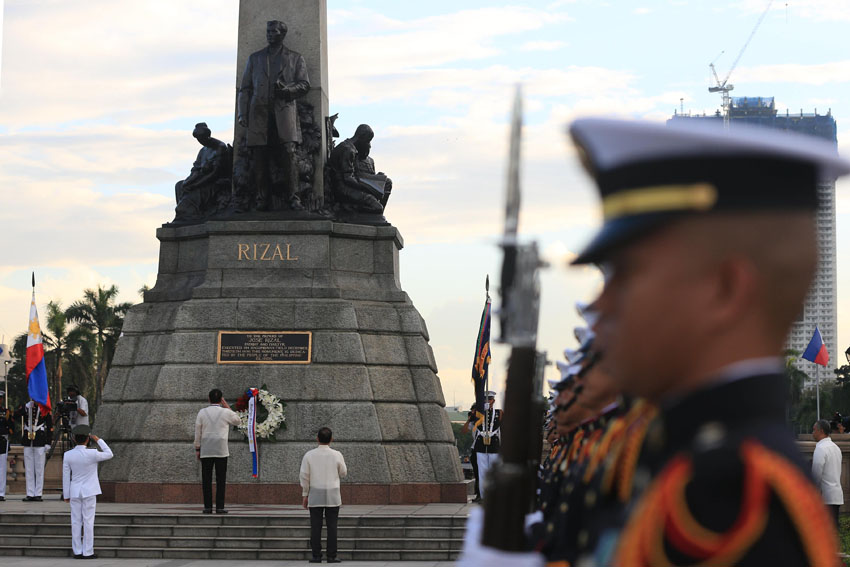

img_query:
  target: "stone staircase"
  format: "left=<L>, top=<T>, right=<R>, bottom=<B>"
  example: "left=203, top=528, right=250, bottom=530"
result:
left=0, top=512, right=466, bottom=561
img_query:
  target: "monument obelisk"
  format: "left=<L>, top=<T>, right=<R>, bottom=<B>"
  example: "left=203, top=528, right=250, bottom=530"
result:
left=95, top=0, right=466, bottom=504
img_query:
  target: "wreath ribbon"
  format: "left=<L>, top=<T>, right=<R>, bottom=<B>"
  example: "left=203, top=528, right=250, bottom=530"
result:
left=246, top=388, right=259, bottom=478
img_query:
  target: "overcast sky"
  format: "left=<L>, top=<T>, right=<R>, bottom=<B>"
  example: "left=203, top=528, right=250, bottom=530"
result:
left=1, top=0, right=849, bottom=407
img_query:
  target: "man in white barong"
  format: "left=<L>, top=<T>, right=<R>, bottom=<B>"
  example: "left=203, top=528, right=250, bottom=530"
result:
left=300, top=427, right=347, bottom=563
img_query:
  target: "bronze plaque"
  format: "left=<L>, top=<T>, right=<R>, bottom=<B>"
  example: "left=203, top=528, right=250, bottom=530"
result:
left=217, top=331, right=312, bottom=364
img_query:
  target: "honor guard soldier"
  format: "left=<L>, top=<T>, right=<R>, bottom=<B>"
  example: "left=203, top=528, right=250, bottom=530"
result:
left=469, top=391, right=502, bottom=497
left=568, top=117, right=850, bottom=566
left=15, top=399, right=53, bottom=501
left=0, top=391, right=13, bottom=501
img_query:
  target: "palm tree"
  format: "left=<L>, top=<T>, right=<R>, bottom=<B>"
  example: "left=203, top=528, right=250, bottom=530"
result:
left=66, top=285, right=132, bottom=411
left=42, top=300, right=95, bottom=406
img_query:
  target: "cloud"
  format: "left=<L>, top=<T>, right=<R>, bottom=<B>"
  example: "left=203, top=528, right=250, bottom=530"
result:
left=0, top=0, right=237, bottom=130
left=740, top=0, right=850, bottom=21
left=735, top=61, right=850, bottom=86
left=633, top=7, right=653, bottom=15
left=520, top=40, right=568, bottom=52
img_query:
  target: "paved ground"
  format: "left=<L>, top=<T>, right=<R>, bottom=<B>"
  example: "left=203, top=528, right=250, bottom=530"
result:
left=0, top=494, right=474, bottom=517
left=2, top=560, right=457, bottom=567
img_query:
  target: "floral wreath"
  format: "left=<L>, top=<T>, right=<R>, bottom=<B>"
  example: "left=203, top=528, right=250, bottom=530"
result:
left=233, top=386, right=287, bottom=440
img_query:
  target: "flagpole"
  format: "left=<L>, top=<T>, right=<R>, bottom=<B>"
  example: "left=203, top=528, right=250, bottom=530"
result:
left=484, top=275, right=490, bottom=394
left=816, top=364, right=821, bottom=420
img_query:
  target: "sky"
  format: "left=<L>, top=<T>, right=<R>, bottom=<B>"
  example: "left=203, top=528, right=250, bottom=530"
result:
left=1, top=0, right=850, bottom=408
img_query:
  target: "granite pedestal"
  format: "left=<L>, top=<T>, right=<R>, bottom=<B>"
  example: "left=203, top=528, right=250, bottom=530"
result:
left=96, top=220, right=465, bottom=504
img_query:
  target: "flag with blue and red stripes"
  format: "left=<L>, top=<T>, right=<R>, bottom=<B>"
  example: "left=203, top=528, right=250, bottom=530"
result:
left=802, top=326, right=830, bottom=367
left=25, top=289, right=51, bottom=414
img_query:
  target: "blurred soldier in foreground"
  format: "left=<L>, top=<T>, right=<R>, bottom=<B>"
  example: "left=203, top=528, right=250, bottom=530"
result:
left=569, top=118, right=850, bottom=566
left=461, top=116, right=850, bottom=567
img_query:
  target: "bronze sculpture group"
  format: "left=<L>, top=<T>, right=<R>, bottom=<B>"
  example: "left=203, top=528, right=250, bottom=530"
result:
left=173, top=20, right=393, bottom=225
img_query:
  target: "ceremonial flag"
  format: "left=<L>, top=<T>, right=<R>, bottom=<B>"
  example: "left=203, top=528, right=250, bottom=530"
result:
left=471, top=295, right=491, bottom=415
left=802, top=326, right=829, bottom=367
left=246, top=388, right=259, bottom=478
left=26, top=283, right=51, bottom=414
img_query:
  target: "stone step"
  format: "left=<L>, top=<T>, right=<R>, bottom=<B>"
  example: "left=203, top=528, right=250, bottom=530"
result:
left=0, top=512, right=467, bottom=561
left=0, top=534, right=463, bottom=550
left=0, top=522, right=465, bottom=539
left=0, top=513, right=466, bottom=528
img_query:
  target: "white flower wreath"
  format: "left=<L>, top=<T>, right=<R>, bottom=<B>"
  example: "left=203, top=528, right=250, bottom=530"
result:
left=236, top=389, right=286, bottom=439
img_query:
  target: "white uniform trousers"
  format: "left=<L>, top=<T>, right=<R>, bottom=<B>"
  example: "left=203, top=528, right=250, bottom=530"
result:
left=70, top=495, right=97, bottom=556
left=23, top=446, right=46, bottom=497
left=0, top=437, right=8, bottom=497
left=476, top=452, right=499, bottom=496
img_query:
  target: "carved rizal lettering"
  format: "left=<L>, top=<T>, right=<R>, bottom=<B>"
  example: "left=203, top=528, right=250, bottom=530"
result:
left=217, top=331, right=312, bottom=364
left=237, top=243, right=299, bottom=261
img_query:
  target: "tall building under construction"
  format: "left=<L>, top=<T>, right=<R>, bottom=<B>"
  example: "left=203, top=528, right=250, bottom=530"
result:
left=670, top=97, right=838, bottom=377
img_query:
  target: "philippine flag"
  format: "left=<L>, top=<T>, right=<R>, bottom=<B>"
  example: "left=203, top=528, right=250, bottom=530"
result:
left=25, top=290, right=51, bottom=413
left=802, top=326, right=830, bottom=367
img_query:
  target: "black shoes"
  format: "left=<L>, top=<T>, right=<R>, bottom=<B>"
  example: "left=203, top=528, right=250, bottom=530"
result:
left=215, top=509, right=228, bottom=514
left=327, top=558, right=342, bottom=563
left=23, top=496, right=42, bottom=502
left=82, top=554, right=98, bottom=559
left=202, top=508, right=212, bottom=514
left=308, top=558, right=322, bottom=563
left=0, top=496, right=5, bottom=501
left=73, top=554, right=83, bottom=559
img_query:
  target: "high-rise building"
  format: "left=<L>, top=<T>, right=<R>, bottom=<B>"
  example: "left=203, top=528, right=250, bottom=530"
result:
left=670, top=97, right=838, bottom=382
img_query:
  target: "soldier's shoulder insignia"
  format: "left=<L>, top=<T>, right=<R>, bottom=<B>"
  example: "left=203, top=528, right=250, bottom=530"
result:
left=615, top=439, right=839, bottom=567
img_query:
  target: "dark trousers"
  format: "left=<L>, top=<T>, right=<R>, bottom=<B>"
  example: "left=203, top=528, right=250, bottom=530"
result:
left=201, top=457, right=227, bottom=510
left=309, top=506, right=340, bottom=559
left=470, top=451, right=480, bottom=498
left=828, top=504, right=840, bottom=530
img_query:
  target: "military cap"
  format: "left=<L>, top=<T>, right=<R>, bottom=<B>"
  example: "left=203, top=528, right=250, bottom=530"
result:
left=484, top=390, right=497, bottom=398
left=72, top=425, right=91, bottom=436
left=569, top=117, right=850, bottom=264
left=575, top=301, right=599, bottom=327
left=552, top=360, right=582, bottom=391
left=574, top=326, right=594, bottom=347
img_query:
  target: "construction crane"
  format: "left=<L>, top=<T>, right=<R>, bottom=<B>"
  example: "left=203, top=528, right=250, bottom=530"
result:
left=709, top=0, right=775, bottom=128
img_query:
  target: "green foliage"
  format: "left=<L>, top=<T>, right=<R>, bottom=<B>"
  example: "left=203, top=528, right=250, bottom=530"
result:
left=66, top=285, right=132, bottom=413
left=452, top=421, right=473, bottom=456
left=840, top=514, right=850, bottom=556
left=785, top=350, right=850, bottom=434
left=9, top=284, right=132, bottom=426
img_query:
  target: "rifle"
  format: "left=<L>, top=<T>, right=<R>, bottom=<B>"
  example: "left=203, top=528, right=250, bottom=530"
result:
left=481, top=86, right=547, bottom=551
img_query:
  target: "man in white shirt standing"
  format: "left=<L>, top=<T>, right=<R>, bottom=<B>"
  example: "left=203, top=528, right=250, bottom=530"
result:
left=66, top=385, right=89, bottom=428
left=194, top=389, right=241, bottom=514
left=300, top=427, right=347, bottom=563
left=812, top=419, right=844, bottom=528
left=63, top=425, right=113, bottom=559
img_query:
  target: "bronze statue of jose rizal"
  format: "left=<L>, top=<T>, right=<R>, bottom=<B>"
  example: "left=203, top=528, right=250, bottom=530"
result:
left=238, top=20, right=310, bottom=211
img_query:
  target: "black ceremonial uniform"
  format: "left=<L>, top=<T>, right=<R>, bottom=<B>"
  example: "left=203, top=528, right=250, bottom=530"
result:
left=604, top=374, right=839, bottom=567
left=15, top=403, right=53, bottom=447
left=472, top=407, right=502, bottom=454
left=539, top=403, right=623, bottom=565
left=0, top=405, right=12, bottom=500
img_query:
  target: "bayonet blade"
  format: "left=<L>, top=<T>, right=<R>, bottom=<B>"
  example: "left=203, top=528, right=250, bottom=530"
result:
left=504, top=85, right=522, bottom=241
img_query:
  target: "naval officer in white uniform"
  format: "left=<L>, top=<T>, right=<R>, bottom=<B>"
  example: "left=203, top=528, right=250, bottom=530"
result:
left=62, top=425, right=113, bottom=559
